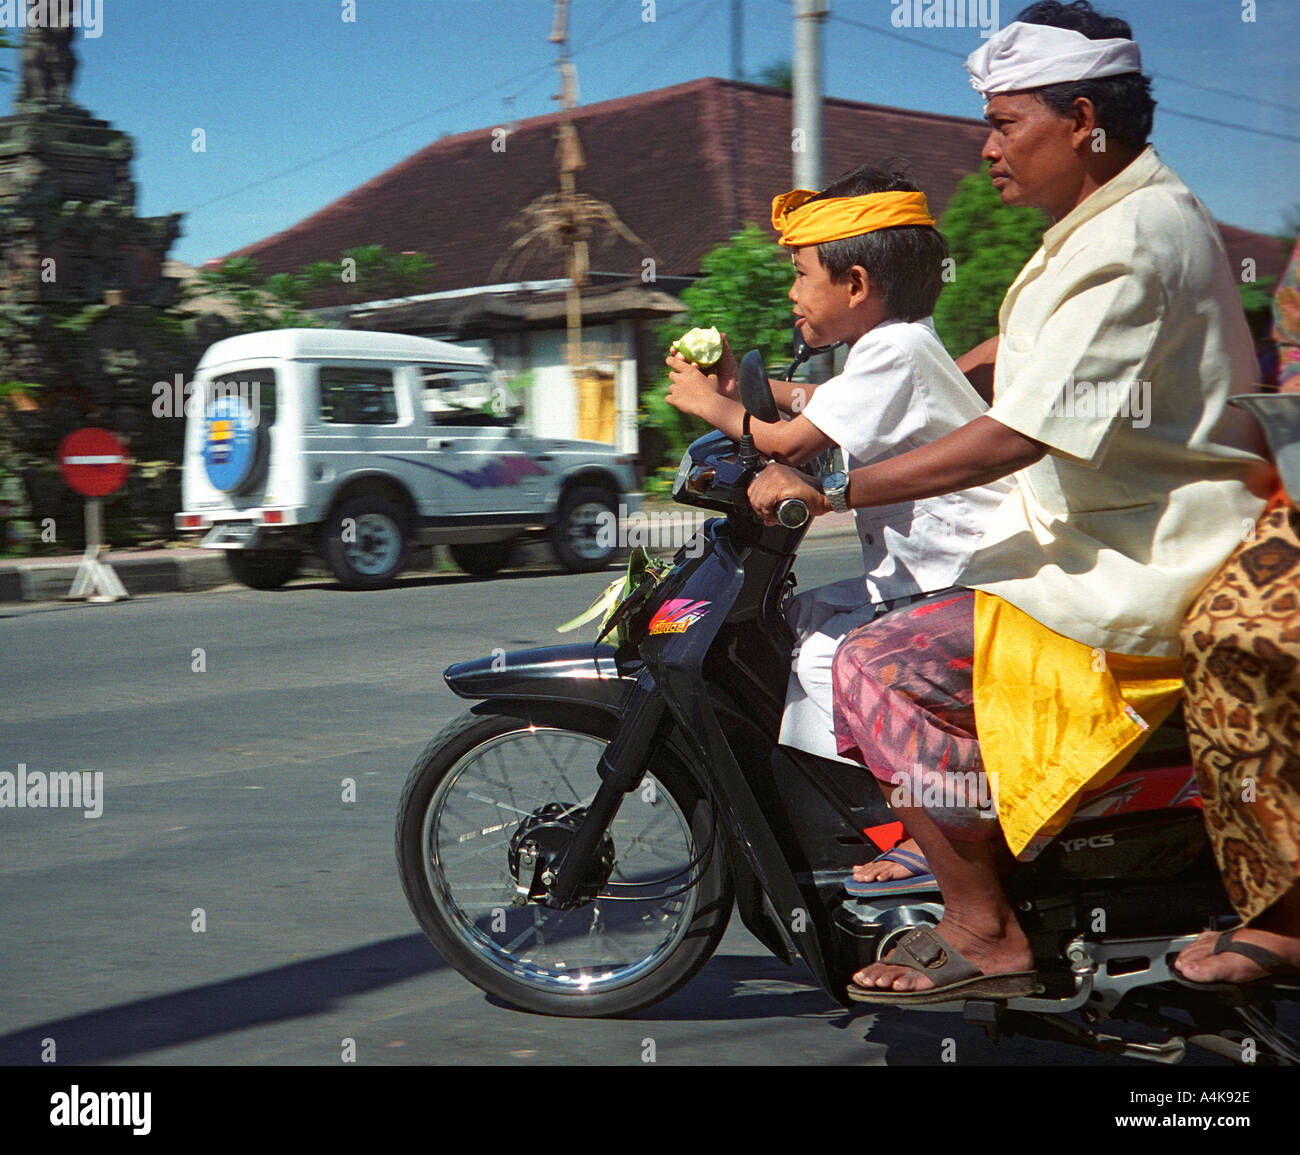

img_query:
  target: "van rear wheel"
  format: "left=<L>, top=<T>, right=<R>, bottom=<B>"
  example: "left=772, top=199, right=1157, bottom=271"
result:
left=448, top=540, right=515, bottom=577
left=224, top=549, right=302, bottom=590
left=324, top=496, right=408, bottom=589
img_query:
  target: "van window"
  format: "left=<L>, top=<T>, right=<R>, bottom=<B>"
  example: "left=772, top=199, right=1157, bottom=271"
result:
left=420, top=366, right=512, bottom=426
left=209, top=368, right=277, bottom=426
left=319, top=368, right=398, bottom=424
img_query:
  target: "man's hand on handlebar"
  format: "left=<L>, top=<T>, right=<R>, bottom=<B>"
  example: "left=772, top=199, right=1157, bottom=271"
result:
left=748, top=462, right=830, bottom=525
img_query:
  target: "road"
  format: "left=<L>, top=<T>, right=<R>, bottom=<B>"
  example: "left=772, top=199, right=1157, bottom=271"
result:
left=0, top=539, right=1257, bottom=1069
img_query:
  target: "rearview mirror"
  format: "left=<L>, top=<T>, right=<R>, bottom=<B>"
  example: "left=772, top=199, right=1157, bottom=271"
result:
left=739, top=350, right=779, bottom=424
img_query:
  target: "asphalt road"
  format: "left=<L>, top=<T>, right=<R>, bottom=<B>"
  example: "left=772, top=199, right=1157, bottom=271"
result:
left=0, top=539, right=1274, bottom=1075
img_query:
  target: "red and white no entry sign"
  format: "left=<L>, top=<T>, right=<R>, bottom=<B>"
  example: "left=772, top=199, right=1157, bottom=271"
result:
left=58, top=428, right=129, bottom=497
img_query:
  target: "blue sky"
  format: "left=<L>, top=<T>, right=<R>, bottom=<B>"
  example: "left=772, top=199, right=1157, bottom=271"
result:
left=1, top=0, right=1294, bottom=267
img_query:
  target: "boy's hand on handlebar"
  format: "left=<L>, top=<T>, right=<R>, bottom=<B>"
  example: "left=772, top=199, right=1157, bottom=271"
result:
left=749, top=462, right=830, bottom=525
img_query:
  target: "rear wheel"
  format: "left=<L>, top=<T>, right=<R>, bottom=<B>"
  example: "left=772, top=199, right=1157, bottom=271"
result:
left=323, top=496, right=408, bottom=589
left=396, top=706, right=731, bottom=1016
left=224, top=549, right=301, bottom=590
left=448, top=539, right=515, bottom=577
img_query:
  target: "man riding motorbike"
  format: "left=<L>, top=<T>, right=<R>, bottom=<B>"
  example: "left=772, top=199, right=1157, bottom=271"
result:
left=748, top=1, right=1283, bottom=1002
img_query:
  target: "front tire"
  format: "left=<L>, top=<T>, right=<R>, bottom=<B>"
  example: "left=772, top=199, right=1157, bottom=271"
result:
left=323, top=496, right=408, bottom=589
left=552, top=485, right=619, bottom=573
left=396, top=706, right=732, bottom=1017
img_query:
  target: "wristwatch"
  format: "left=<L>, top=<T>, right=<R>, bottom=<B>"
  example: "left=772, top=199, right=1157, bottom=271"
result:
left=822, top=471, right=850, bottom=513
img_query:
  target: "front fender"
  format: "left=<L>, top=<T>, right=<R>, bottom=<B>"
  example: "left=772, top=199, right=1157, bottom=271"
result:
left=445, top=643, right=639, bottom=716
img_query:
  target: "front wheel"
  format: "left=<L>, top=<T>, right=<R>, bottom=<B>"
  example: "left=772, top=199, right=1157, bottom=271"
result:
left=551, top=486, right=618, bottom=573
left=395, top=706, right=732, bottom=1017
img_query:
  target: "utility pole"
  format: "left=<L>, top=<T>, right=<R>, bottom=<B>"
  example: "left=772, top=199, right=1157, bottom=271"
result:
left=549, top=0, right=586, bottom=370
left=792, top=0, right=828, bottom=191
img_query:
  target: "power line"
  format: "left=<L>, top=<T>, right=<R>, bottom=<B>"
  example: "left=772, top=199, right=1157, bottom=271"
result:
left=184, top=0, right=710, bottom=219
left=822, top=7, right=1300, bottom=145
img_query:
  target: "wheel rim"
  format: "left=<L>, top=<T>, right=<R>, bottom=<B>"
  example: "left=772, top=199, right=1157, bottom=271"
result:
left=562, top=501, right=613, bottom=561
left=344, top=512, right=402, bottom=575
left=422, top=726, right=705, bottom=997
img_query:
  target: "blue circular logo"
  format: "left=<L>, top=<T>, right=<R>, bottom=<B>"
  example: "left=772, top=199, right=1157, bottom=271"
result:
left=202, top=395, right=259, bottom=492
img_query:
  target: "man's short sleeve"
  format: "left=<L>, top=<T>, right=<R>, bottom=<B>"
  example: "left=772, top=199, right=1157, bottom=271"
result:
left=990, top=250, right=1165, bottom=466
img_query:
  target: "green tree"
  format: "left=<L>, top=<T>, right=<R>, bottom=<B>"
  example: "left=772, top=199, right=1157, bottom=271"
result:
left=756, top=60, right=794, bottom=91
left=641, top=224, right=795, bottom=488
left=932, top=166, right=1045, bottom=357
left=187, top=246, right=435, bottom=334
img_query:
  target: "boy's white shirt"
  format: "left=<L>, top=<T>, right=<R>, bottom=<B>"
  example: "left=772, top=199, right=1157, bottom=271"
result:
left=779, top=317, right=1013, bottom=761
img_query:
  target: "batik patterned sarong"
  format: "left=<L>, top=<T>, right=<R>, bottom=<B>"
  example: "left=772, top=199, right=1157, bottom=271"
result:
left=1181, top=493, right=1300, bottom=924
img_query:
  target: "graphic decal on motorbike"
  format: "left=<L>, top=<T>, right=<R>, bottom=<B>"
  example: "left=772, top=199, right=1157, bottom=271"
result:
left=379, top=454, right=548, bottom=489
left=1073, top=763, right=1203, bottom=820
left=647, top=598, right=711, bottom=635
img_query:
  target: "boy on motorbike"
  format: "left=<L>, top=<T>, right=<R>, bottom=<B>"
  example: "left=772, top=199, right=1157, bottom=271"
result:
left=665, top=165, right=1010, bottom=892
left=748, top=2, right=1279, bottom=1001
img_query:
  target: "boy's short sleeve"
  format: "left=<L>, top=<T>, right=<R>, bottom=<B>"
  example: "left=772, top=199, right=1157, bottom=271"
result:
left=800, top=336, right=928, bottom=466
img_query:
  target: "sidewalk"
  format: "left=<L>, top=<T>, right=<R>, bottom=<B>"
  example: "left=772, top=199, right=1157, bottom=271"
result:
left=0, top=508, right=860, bottom=604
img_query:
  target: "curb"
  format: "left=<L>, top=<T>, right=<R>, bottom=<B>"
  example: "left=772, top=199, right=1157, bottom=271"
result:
left=0, top=510, right=859, bottom=604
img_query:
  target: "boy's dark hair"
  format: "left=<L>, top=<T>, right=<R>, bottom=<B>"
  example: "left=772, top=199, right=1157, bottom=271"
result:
left=805, top=164, right=947, bottom=322
left=1014, top=1, right=1156, bottom=151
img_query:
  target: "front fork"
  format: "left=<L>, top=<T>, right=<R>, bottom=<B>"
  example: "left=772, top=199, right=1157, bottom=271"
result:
left=534, top=671, right=666, bottom=910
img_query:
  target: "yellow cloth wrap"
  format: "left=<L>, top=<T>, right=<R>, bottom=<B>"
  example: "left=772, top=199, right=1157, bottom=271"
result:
left=770, top=189, right=936, bottom=247
left=972, top=591, right=1184, bottom=860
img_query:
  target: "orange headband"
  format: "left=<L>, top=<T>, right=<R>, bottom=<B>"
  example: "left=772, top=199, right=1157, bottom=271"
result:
left=771, top=189, right=936, bottom=247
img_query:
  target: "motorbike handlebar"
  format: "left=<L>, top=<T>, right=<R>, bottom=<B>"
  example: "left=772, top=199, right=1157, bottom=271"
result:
left=774, top=498, right=810, bottom=529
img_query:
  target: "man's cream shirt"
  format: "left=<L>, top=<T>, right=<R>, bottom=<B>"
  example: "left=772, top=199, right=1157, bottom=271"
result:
left=960, top=146, right=1268, bottom=657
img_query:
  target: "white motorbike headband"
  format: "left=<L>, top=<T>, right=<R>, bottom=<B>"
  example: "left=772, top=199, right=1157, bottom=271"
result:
left=965, top=21, right=1143, bottom=99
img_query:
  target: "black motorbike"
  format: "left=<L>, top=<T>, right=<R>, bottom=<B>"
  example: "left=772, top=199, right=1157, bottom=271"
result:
left=396, top=346, right=1300, bottom=1065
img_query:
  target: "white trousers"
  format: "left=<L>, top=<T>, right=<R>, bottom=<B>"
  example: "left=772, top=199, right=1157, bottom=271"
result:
left=778, top=576, right=880, bottom=763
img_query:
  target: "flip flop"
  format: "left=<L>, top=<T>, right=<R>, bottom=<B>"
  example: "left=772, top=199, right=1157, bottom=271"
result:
left=1173, top=929, right=1300, bottom=990
left=845, top=846, right=941, bottom=897
left=847, top=926, right=1040, bottom=1005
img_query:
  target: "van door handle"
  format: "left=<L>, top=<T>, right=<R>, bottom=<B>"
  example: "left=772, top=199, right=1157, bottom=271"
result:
left=535, top=454, right=552, bottom=461
left=427, top=438, right=454, bottom=449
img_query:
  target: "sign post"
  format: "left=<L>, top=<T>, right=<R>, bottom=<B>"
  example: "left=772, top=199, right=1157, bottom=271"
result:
left=57, top=428, right=130, bottom=602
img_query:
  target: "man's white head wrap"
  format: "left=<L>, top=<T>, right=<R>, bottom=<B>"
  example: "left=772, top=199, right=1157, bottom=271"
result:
left=965, top=21, right=1142, bottom=99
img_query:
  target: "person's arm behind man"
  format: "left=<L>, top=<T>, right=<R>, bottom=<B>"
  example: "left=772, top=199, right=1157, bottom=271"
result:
left=956, top=336, right=998, bottom=405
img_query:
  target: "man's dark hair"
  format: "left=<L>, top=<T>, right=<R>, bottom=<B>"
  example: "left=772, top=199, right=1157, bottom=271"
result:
left=805, top=164, right=947, bottom=323
left=1014, top=1, right=1156, bottom=151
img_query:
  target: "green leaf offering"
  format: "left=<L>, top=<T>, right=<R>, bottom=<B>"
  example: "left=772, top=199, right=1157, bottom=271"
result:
left=556, top=547, right=672, bottom=647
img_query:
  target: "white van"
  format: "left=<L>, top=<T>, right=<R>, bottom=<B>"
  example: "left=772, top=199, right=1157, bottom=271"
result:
left=175, top=329, right=640, bottom=589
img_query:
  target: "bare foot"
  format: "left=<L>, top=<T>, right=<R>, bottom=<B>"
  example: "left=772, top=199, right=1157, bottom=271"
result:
left=850, top=911, right=1033, bottom=993
left=851, top=838, right=927, bottom=883
left=1173, top=927, right=1300, bottom=985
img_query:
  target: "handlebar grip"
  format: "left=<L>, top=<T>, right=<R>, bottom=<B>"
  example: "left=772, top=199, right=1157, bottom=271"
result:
left=775, top=498, right=810, bottom=528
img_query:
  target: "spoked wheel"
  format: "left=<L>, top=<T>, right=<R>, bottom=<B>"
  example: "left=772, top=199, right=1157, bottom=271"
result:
left=396, top=706, right=732, bottom=1016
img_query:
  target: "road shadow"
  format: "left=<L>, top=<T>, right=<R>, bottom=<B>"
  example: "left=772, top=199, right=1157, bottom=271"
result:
left=0, top=935, right=448, bottom=1066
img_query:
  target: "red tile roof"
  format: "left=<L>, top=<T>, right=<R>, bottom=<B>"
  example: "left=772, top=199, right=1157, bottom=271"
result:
left=226, top=76, right=1289, bottom=291
left=225, top=78, right=995, bottom=290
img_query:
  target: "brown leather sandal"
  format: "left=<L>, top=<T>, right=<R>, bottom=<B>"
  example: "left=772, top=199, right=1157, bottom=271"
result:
left=847, top=926, right=1040, bottom=1005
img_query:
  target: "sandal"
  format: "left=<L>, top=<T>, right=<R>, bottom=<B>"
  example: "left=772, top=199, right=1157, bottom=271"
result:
left=845, top=846, right=940, bottom=898
left=847, top=926, right=1040, bottom=1005
left=1174, top=929, right=1300, bottom=989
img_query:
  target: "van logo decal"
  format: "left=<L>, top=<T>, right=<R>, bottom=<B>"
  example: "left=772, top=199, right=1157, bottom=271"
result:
left=378, top=454, right=548, bottom=489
